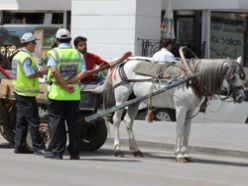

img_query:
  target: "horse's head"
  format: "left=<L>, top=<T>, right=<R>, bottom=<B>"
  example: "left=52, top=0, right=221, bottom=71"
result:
left=222, top=58, right=246, bottom=103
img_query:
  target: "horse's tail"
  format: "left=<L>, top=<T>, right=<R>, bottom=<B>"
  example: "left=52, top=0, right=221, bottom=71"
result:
left=90, top=70, right=112, bottom=93
left=97, top=70, right=115, bottom=124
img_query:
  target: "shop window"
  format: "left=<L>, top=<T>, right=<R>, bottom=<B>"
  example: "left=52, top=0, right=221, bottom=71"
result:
left=0, top=11, right=65, bottom=68
left=176, top=17, right=194, bottom=47
left=3, top=12, right=44, bottom=24
left=52, top=13, right=64, bottom=24
left=174, top=11, right=202, bottom=58
left=2, top=11, right=63, bottom=24
left=211, top=12, right=248, bottom=66
left=0, top=25, right=63, bottom=68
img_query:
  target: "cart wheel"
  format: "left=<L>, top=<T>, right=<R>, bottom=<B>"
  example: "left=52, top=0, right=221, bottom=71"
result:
left=0, top=125, right=15, bottom=144
left=80, top=117, right=107, bottom=151
left=0, top=103, right=16, bottom=144
left=0, top=104, right=32, bottom=149
left=0, top=123, right=34, bottom=149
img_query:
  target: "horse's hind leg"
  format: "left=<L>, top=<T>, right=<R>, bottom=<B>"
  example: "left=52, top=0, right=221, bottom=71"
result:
left=112, top=86, right=133, bottom=157
left=113, top=108, right=125, bottom=157
left=123, top=103, right=143, bottom=157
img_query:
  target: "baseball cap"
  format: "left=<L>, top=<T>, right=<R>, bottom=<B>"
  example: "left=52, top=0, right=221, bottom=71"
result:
left=56, top=28, right=71, bottom=39
left=20, top=32, right=38, bottom=43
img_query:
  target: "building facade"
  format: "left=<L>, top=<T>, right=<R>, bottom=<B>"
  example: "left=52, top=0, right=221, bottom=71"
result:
left=71, top=0, right=248, bottom=67
left=170, top=0, right=248, bottom=67
left=1, top=0, right=248, bottom=67
left=0, top=0, right=70, bottom=65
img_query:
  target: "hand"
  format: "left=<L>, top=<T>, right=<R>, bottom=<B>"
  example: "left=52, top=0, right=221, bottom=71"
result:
left=64, top=84, right=75, bottom=93
left=37, top=71, right=45, bottom=78
left=36, top=67, right=48, bottom=78
left=40, top=67, right=48, bottom=74
left=122, top=51, right=132, bottom=61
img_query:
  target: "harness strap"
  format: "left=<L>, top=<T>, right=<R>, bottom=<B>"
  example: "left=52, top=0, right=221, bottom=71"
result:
left=113, top=64, right=154, bottom=89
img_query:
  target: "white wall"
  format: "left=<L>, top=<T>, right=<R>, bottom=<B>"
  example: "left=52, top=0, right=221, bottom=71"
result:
left=0, top=0, right=70, bottom=10
left=135, top=0, right=161, bottom=56
left=71, top=0, right=161, bottom=60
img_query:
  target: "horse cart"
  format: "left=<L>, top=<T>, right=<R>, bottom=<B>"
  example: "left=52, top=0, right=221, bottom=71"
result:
left=0, top=65, right=190, bottom=152
left=0, top=66, right=108, bottom=151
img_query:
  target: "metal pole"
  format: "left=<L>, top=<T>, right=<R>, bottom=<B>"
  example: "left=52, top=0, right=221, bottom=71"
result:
left=63, top=10, right=67, bottom=29
left=85, top=78, right=189, bottom=122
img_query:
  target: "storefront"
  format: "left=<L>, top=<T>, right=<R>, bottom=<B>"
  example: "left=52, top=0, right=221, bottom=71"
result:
left=0, top=0, right=70, bottom=67
left=1, top=0, right=248, bottom=68
left=168, top=0, right=248, bottom=66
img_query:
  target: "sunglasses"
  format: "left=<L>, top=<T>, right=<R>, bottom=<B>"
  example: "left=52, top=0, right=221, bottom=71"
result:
left=31, top=41, right=37, bottom=45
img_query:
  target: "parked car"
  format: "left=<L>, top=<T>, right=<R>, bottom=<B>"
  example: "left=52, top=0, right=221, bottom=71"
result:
left=136, top=107, right=176, bottom=122
left=193, top=97, right=248, bottom=124
left=136, top=102, right=176, bottom=122
left=136, top=97, right=248, bottom=124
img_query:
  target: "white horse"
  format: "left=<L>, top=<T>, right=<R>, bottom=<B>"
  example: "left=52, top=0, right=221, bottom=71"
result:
left=99, top=54, right=246, bottom=162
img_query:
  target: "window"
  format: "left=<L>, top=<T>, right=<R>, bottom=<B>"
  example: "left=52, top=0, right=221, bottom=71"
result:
left=0, top=11, right=66, bottom=67
left=0, top=25, right=63, bottom=68
left=211, top=12, right=248, bottom=66
left=2, top=11, right=63, bottom=24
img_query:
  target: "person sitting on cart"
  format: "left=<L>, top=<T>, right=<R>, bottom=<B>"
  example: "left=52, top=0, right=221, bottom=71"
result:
left=74, top=36, right=131, bottom=85
left=73, top=36, right=108, bottom=85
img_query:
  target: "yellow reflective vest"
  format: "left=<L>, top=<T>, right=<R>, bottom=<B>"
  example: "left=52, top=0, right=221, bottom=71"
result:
left=47, top=48, right=82, bottom=101
left=12, top=49, right=39, bottom=97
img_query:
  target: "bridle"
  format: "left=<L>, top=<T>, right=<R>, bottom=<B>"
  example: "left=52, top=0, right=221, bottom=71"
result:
left=222, top=62, right=246, bottom=100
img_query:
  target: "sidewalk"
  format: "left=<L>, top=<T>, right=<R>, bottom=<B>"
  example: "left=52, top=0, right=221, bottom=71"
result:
left=106, top=120, right=248, bottom=159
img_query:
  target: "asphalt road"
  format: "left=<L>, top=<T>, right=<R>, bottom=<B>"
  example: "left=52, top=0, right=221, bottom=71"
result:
left=1, top=120, right=248, bottom=186
left=1, top=134, right=248, bottom=186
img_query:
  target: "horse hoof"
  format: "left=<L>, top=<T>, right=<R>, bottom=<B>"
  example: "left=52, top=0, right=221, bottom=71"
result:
left=176, top=157, right=188, bottom=163
left=114, top=151, right=124, bottom=157
left=133, top=151, right=143, bottom=157
left=184, top=157, right=194, bottom=162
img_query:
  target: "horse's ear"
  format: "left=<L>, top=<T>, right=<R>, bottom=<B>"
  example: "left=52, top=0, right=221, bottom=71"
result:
left=223, top=62, right=234, bottom=80
left=237, top=56, right=242, bottom=64
left=223, top=62, right=229, bottom=74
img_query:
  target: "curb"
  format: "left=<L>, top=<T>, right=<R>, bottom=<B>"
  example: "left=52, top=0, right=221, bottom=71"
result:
left=105, top=138, right=248, bottom=159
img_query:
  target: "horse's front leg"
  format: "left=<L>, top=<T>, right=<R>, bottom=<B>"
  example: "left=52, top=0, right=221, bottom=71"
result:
left=181, top=110, right=194, bottom=162
left=113, top=109, right=125, bottom=157
left=123, top=103, right=143, bottom=157
left=175, top=106, right=189, bottom=163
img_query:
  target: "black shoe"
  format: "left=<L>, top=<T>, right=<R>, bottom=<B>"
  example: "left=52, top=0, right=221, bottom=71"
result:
left=34, top=149, right=46, bottom=155
left=14, top=148, right=33, bottom=154
left=70, top=155, right=80, bottom=160
left=44, top=152, right=63, bottom=160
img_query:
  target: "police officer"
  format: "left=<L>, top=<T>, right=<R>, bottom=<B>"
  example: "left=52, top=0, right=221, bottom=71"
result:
left=44, top=28, right=89, bottom=160
left=12, top=32, right=46, bottom=155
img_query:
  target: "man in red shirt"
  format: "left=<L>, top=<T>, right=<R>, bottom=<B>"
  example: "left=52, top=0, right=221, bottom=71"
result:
left=73, top=36, right=109, bottom=84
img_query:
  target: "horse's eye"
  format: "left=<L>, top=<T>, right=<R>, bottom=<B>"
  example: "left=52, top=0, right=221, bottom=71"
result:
left=240, top=73, right=246, bottom=80
left=227, top=74, right=234, bottom=80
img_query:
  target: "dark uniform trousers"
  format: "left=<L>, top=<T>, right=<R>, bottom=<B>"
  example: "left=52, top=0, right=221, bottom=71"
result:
left=47, top=99, right=81, bottom=157
left=14, top=93, right=44, bottom=151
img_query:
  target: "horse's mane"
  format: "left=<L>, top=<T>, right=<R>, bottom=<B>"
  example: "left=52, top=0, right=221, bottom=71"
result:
left=195, top=59, right=225, bottom=96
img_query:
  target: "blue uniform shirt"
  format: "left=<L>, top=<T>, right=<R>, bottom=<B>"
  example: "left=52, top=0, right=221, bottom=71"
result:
left=21, top=48, right=36, bottom=77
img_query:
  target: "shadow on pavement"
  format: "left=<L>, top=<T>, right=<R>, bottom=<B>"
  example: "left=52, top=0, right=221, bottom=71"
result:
left=0, top=142, right=13, bottom=149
